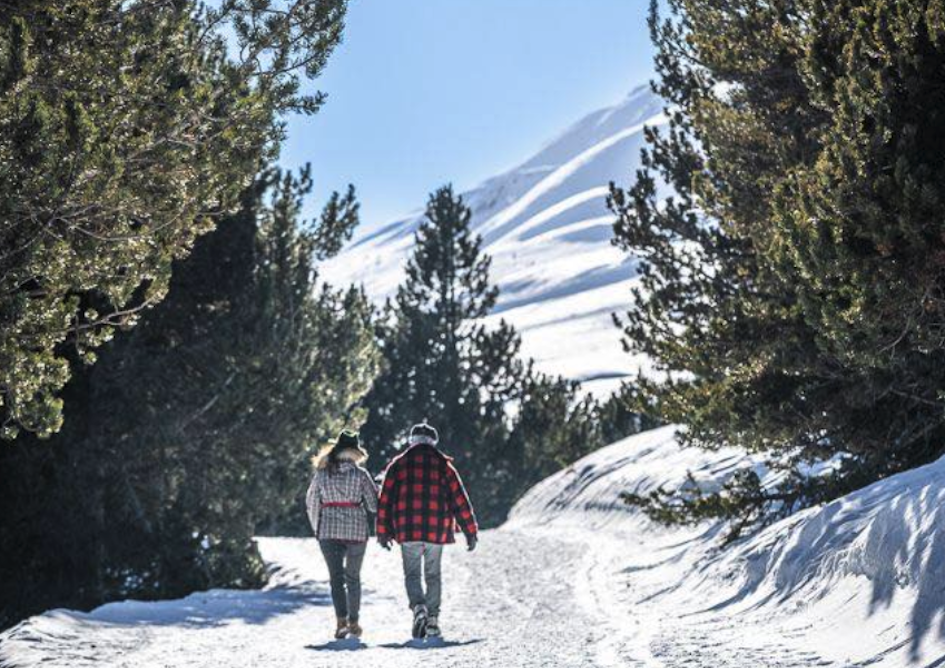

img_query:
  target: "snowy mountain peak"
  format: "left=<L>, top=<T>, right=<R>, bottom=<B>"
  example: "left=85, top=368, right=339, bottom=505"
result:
left=513, top=84, right=661, bottom=178
left=320, top=87, right=667, bottom=395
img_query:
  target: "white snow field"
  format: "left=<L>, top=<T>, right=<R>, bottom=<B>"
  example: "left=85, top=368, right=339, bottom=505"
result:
left=5, top=425, right=945, bottom=667
left=319, top=85, right=668, bottom=396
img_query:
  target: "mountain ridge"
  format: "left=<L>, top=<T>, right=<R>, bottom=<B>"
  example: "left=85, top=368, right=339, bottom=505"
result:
left=320, top=85, right=667, bottom=395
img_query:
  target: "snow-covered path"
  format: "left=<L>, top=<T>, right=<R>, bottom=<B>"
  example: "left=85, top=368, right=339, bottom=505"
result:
left=0, top=532, right=623, bottom=668
left=2, top=528, right=831, bottom=668
left=8, top=425, right=945, bottom=667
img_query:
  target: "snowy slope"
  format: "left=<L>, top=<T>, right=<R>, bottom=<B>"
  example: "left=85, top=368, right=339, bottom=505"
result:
left=320, top=85, right=668, bottom=396
left=508, top=426, right=945, bottom=667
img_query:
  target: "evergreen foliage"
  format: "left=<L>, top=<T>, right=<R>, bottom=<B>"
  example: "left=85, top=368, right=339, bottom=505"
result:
left=0, top=0, right=348, bottom=439
left=596, top=381, right=663, bottom=446
left=0, top=169, right=378, bottom=628
left=506, top=373, right=601, bottom=495
left=612, top=0, right=945, bottom=533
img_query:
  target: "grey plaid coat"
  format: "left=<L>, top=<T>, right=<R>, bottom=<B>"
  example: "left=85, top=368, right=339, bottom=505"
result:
left=306, top=461, right=378, bottom=542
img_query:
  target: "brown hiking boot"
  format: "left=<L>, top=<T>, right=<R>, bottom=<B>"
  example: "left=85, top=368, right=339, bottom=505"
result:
left=334, top=617, right=348, bottom=639
left=347, top=620, right=363, bottom=638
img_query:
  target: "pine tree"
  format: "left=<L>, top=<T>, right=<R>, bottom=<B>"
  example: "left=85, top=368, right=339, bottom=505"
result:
left=0, top=168, right=378, bottom=625
left=612, top=0, right=945, bottom=534
left=595, top=382, right=662, bottom=446
left=506, top=372, right=604, bottom=502
left=361, top=185, right=524, bottom=525
left=0, top=0, right=348, bottom=439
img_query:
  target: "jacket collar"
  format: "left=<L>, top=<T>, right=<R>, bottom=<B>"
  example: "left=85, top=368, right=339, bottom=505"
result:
left=395, top=441, right=452, bottom=462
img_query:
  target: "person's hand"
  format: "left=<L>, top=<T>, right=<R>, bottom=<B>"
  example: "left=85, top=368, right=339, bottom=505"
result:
left=466, top=534, right=478, bottom=552
left=378, top=536, right=392, bottom=551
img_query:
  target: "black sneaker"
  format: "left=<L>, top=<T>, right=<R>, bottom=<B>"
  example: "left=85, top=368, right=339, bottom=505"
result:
left=426, top=616, right=441, bottom=638
left=412, top=605, right=429, bottom=639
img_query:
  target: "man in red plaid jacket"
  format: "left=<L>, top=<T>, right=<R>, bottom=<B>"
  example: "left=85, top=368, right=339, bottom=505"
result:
left=377, top=422, right=478, bottom=640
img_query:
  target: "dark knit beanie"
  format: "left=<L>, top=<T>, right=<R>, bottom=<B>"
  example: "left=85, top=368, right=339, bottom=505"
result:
left=409, top=422, right=438, bottom=446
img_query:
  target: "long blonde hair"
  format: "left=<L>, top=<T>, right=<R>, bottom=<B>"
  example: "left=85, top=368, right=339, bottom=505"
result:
left=312, top=442, right=368, bottom=472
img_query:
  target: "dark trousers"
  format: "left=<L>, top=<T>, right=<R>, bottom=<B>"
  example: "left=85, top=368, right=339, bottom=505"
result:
left=318, top=539, right=367, bottom=621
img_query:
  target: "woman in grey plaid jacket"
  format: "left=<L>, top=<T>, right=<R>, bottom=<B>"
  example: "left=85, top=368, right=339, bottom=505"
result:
left=305, top=430, right=378, bottom=640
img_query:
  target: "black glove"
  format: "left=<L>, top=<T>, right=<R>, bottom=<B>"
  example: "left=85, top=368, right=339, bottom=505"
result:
left=466, top=533, right=478, bottom=552
left=378, top=536, right=392, bottom=551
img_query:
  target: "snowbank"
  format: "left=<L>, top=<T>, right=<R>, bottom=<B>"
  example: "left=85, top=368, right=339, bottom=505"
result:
left=506, top=426, right=945, bottom=667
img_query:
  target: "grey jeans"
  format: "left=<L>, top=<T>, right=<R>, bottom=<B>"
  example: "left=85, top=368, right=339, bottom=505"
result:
left=400, top=541, right=444, bottom=617
left=319, top=539, right=367, bottom=621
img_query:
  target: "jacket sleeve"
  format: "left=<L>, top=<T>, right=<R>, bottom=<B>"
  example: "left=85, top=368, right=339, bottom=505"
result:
left=361, top=468, right=379, bottom=514
left=376, top=462, right=398, bottom=541
left=445, top=462, right=478, bottom=537
left=305, top=471, right=321, bottom=537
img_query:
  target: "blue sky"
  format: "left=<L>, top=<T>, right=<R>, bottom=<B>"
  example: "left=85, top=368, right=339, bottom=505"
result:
left=280, top=0, right=655, bottom=230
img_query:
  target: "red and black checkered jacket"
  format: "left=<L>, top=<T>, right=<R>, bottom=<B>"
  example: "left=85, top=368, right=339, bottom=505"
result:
left=376, top=443, right=478, bottom=545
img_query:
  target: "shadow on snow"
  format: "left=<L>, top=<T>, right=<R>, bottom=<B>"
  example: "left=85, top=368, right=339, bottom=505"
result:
left=305, top=637, right=367, bottom=652
left=379, top=638, right=484, bottom=650
left=77, top=584, right=335, bottom=629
